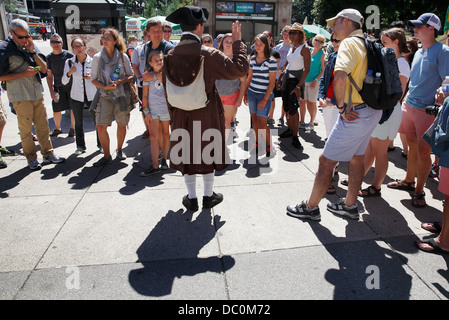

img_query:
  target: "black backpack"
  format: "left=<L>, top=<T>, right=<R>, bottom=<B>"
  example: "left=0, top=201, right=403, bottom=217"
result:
left=348, top=35, right=403, bottom=110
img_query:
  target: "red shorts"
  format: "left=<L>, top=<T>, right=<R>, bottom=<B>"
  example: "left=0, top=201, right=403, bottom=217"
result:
left=220, top=91, right=239, bottom=106
left=439, top=167, right=449, bottom=195
left=398, top=101, right=435, bottom=143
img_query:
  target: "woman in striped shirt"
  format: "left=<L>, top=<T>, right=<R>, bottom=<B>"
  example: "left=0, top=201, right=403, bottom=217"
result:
left=244, top=34, right=277, bottom=157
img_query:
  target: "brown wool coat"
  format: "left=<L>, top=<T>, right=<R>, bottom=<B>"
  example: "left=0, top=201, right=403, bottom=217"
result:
left=163, top=38, right=248, bottom=175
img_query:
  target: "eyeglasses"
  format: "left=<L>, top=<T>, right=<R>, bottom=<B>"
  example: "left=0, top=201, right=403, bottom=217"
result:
left=12, top=30, right=31, bottom=39
left=163, top=29, right=172, bottom=33
left=203, top=40, right=212, bottom=44
left=331, top=38, right=340, bottom=43
left=50, top=40, right=62, bottom=44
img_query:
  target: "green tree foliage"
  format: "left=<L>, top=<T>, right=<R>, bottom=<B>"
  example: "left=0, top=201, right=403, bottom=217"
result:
left=292, top=0, right=315, bottom=24
left=312, top=0, right=448, bottom=33
left=4, top=0, right=23, bottom=13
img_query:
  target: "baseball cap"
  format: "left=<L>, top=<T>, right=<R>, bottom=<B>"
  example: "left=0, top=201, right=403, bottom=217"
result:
left=408, top=13, right=441, bottom=31
left=326, top=9, right=364, bottom=29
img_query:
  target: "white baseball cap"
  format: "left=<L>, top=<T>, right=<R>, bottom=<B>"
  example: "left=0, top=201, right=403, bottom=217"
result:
left=326, top=9, right=364, bottom=29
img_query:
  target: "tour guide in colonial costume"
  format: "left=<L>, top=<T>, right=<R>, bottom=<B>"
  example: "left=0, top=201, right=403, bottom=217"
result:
left=164, top=6, right=248, bottom=211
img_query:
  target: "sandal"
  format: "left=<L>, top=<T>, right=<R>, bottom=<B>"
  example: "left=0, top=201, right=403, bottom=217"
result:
left=411, top=191, right=426, bottom=208
left=358, top=185, right=381, bottom=198
left=327, top=184, right=336, bottom=194
left=387, top=179, right=415, bottom=191
left=416, top=238, right=449, bottom=255
left=421, top=221, right=442, bottom=234
left=340, top=179, right=349, bottom=186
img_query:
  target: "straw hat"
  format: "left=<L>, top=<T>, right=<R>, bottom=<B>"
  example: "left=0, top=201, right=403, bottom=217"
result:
left=290, top=23, right=305, bottom=35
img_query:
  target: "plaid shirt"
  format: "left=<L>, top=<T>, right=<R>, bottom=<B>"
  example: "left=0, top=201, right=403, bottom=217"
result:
left=6, top=50, right=43, bottom=103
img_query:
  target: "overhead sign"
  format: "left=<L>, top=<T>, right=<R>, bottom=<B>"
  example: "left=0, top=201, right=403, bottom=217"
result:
left=216, top=2, right=274, bottom=21
left=126, top=19, right=142, bottom=31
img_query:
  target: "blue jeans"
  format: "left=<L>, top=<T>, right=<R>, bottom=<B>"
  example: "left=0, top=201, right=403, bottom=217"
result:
left=247, top=90, right=273, bottom=118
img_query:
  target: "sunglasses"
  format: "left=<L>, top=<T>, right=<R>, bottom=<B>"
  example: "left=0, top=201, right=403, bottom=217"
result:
left=314, top=39, right=324, bottom=44
left=101, top=36, right=112, bottom=41
left=163, top=30, right=172, bottom=33
left=203, top=40, right=212, bottom=44
left=13, top=30, right=30, bottom=39
left=289, top=31, right=299, bottom=35
left=331, top=38, right=340, bottom=43
left=50, top=40, right=62, bottom=44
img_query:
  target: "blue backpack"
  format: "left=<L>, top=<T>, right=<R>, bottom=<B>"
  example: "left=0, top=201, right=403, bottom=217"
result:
left=348, top=35, right=403, bottom=110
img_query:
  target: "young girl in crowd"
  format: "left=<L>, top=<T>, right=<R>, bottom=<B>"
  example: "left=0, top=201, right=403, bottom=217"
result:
left=62, top=37, right=100, bottom=155
left=216, top=33, right=246, bottom=143
left=140, top=51, right=170, bottom=176
left=244, top=33, right=277, bottom=157
left=360, top=28, right=411, bottom=197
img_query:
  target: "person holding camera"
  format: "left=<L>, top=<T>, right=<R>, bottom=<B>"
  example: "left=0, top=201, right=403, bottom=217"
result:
left=416, top=88, right=449, bottom=254
left=387, top=13, right=449, bottom=208
left=0, top=19, right=65, bottom=171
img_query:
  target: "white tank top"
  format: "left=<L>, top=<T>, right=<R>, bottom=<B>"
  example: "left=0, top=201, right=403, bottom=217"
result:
left=287, top=43, right=306, bottom=77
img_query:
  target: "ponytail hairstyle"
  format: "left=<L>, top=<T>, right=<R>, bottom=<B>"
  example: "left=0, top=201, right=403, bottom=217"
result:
left=380, top=27, right=410, bottom=55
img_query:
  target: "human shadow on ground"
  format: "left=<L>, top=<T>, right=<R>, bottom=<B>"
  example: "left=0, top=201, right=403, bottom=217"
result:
left=308, top=219, right=414, bottom=299
left=129, top=209, right=234, bottom=297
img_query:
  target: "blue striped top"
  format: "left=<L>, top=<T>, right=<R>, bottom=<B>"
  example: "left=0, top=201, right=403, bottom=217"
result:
left=248, top=56, right=277, bottom=94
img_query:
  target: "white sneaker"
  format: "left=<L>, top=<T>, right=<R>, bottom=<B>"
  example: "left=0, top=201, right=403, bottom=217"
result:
left=42, top=154, right=65, bottom=164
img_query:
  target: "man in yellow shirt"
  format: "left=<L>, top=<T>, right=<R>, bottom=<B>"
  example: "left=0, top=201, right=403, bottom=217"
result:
left=286, top=9, right=382, bottom=221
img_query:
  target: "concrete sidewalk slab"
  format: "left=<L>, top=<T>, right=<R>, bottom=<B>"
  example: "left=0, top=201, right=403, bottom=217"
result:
left=1, top=40, right=448, bottom=300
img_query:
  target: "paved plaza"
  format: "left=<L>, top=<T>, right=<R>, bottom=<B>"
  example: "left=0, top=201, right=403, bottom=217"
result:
left=0, top=40, right=448, bottom=300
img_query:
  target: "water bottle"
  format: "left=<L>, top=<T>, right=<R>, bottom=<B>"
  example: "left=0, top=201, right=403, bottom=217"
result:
left=111, top=65, right=121, bottom=81
left=364, top=69, right=374, bottom=84
left=374, top=72, right=382, bottom=84
left=442, top=76, right=449, bottom=94
left=54, top=92, right=59, bottom=103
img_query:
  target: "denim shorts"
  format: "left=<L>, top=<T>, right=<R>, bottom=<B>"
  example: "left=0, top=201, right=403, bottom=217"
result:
left=151, top=113, right=170, bottom=121
left=247, top=89, right=273, bottom=118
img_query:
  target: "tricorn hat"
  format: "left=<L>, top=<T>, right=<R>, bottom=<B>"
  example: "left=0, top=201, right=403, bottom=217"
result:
left=166, top=5, right=209, bottom=25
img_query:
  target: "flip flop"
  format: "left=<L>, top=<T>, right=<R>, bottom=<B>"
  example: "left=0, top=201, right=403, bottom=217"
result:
left=387, top=179, right=415, bottom=191
left=416, top=238, right=449, bottom=255
left=358, top=185, right=381, bottom=198
left=421, top=221, right=442, bottom=234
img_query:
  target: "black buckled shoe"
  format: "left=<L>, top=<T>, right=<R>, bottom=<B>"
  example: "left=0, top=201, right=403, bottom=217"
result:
left=182, top=195, right=199, bottom=211
left=203, top=192, right=224, bottom=209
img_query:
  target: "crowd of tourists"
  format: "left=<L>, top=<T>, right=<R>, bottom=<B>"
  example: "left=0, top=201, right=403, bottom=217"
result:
left=0, top=7, right=448, bottom=254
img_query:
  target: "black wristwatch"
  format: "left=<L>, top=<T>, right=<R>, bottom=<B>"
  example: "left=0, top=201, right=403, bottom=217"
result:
left=337, top=103, right=347, bottom=110
left=29, top=52, right=36, bottom=55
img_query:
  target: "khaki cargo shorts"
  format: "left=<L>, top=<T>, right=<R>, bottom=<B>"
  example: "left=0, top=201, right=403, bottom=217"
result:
left=95, top=95, right=131, bottom=127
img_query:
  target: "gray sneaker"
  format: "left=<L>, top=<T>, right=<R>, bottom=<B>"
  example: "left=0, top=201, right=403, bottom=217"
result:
left=28, top=159, right=42, bottom=170
left=286, top=200, right=321, bottom=221
left=42, top=154, right=65, bottom=164
left=327, top=198, right=359, bottom=220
